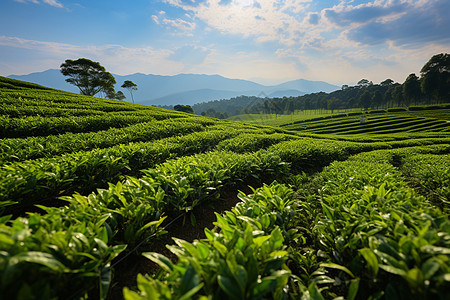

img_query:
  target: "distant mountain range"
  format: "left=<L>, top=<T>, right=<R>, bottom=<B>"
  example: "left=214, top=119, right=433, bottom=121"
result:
left=8, top=69, right=339, bottom=106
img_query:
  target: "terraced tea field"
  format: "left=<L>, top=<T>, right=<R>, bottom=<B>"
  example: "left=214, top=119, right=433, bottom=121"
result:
left=1, top=76, right=449, bottom=299
left=279, top=109, right=450, bottom=134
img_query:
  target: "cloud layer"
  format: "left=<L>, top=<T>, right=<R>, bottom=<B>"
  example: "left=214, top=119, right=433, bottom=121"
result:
left=157, top=0, right=450, bottom=48
left=148, top=0, right=449, bottom=83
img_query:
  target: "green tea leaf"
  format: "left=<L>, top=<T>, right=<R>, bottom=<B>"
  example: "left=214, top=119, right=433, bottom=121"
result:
left=179, top=265, right=200, bottom=296
left=123, top=288, right=142, bottom=300
left=307, top=282, right=325, bottom=300
left=379, top=264, right=407, bottom=276
left=179, top=283, right=204, bottom=300
left=196, top=241, right=210, bottom=260
left=321, top=262, right=355, bottom=278
left=421, top=245, right=450, bottom=255
left=347, top=278, right=360, bottom=300
left=9, top=251, right=67, bottom=272
left=359, top=248, right=379, bottom=276
left=100, top=266, right=112, bottom=300
left=142, top=252, right=174, bottom=272
left=218, top=275, right=241, bottom=299
left=422, top=259, right=440, bottom=280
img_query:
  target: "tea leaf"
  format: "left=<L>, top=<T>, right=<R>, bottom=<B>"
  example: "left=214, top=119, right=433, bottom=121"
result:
left=359, top=248, right=379, bottom=276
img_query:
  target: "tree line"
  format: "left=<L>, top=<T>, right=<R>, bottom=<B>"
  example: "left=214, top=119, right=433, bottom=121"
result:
left=246, top=53, right=449, bottom=115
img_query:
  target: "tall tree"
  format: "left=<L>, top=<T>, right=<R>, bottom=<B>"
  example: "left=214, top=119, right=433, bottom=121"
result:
left=371, top=90, right=383, bottom=109
left=327, top=97, right=340, bottom=113
left=402, top=73, right=421, bottom=106
left=284, top=100, right=294, bottom=114
left=121, top=80, right=138, bottom=103
left=392, top=85, right=404, bottom=107
left=420, top=53, right=449, bottom=103
left=60, top=58, right=116, bottom=96
left=384, top=86, right=395, bottom=107
left=359, top=90, right=372, bottom=110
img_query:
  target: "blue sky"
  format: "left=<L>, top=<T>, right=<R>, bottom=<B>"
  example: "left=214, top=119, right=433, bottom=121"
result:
left=0, top=0, right=449, bottom=86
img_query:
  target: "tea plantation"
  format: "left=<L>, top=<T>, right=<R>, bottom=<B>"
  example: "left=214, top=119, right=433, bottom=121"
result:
left=1, top=76, right=449, bottom=299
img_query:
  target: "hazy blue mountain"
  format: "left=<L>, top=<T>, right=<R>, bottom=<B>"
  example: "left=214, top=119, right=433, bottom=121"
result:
left=7, top=69, right=339, bottom=105
left=8, top=69, right=78, bottom=93
left=114, top=73, right=265, bottom=103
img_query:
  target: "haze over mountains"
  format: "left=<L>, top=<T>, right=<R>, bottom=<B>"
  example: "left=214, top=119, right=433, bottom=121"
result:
left=8, top=69, right=339, bottom=106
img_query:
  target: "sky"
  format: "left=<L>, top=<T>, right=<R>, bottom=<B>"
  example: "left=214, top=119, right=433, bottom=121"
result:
left=0, top=0, right=449, bottom=86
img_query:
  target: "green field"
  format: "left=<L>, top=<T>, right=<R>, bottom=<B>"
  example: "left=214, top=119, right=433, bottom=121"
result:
left=228, top=110, right=359, bottom=126
left=1, top=76, right=449, bottom=299
left=230, top=107, right=450, bottom=131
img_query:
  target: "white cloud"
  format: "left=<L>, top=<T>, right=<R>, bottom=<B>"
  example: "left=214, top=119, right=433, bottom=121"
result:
left=162, top=17, right=196, bottom=33
left=0, top=36, right=181, bottom=76
left=169, top=45, right=212, bottom=65
left=42, top=0, right=63, bottom=8
left=151, top=15, right=160, bottom=24
left=151, top=13, right=196, bottom=35
left=14, top=0, right=64, bottom=8
left=161, top=0, right=314, bottom=45
left=14, top=0, right=40, bottom=4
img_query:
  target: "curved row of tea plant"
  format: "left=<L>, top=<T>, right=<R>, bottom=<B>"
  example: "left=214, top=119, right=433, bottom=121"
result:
left=124, top=183, right=298, bottom=299
left=0, top=113, right=190, bottom=138
left=0, top=87, right=151, bottom=113
left=0, top=128, right=239, bottom=212
left=289, top=150, right=450, bottom=299
left=344, top=146, right=450, bottom=210
left=0, top=117, right=214, bottom=164
left=0, top=119, right=285, bottom=165
left=0, top=102, right=107, bottom=117
left=401, top=154, right=449, bottom=209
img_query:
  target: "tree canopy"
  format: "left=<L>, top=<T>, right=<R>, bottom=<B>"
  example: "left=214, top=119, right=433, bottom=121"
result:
left=174, top=104, right=194, bottom=114
left=420, top=53, right=450, bottom=101
left=121, top=80, right=138, bottom=103
left=114, top=91, right=126, bottom=101
left=60, top=58, right=116, bottom=97
left=403, top=73, right=421, bottom=105
left=380, top=79, right=394, bottom=86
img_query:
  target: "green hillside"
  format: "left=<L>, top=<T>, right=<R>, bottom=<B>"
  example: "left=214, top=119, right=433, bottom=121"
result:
left=0, top=76, right=449, bottom=299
